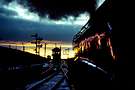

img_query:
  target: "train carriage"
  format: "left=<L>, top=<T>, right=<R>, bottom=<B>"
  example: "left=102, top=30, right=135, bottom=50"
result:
left=73, top=0, right=114, bottom=71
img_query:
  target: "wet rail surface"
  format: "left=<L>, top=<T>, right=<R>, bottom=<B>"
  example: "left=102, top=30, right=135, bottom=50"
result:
left=26, top=69, right=70, bottom=90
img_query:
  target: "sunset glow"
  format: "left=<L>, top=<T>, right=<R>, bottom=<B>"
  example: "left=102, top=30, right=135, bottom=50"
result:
left=0, top=41, right=75, bottom=59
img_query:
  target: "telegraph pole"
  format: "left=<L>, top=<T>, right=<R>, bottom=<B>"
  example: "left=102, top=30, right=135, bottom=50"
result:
left=22, top=42, right=25, bottom=51
left=16, top=44, right=17, bottom=49
left=31, top=33, right=42, bottom=55
left=31, top=33, right=38, bottom=54
left=67, top=48, right=70, bottom=58
left=44, top=43, right=46, bottom=58
left=60, top=44, right=62, bottom=59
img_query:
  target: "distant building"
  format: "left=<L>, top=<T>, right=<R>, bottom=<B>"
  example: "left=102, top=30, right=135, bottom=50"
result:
left=52, top=47, right=61, bottom=69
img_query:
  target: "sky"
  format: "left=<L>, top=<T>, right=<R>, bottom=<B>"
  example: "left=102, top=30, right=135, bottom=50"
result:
left=0, top=41, right=75, bottom=59
left=0, top=0, right=106, bottom=58
left=0, top=0, right=105, bottom=43
left=0, top=0, right=92, bottom=43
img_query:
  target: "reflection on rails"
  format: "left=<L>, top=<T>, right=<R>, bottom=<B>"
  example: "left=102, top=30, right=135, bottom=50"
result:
left=26, top=69, right=70, bottom=90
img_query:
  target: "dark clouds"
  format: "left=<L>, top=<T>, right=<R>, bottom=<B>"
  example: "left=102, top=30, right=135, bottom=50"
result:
left=0, top=0, right=99, bottom=42
left=1, top=0, right=97, bottom=20
left=26, top=0, right=96, bottom=19
left=0, top=15, right=82, bottom=42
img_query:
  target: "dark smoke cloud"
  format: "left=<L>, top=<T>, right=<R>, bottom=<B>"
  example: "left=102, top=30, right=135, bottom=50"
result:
left=2, top=0, right=97, bottom=20
left=27, top=0, right=96, bottom=19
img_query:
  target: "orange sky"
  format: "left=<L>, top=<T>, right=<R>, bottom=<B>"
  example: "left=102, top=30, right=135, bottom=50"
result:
left=0, top=41, right=75, bottom=59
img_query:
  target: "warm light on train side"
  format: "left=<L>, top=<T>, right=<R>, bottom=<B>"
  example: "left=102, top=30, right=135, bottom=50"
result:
left=107, top=38, right=116, bottom=60
left=73, top=32, right=116, bottom=60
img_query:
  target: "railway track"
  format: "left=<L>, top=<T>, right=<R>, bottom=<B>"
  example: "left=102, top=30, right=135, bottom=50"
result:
left=25, top=69, right=70, bottom=90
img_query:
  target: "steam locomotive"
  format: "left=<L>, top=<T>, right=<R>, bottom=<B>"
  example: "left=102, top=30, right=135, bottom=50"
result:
left=73, top=0, right=114, bottom=71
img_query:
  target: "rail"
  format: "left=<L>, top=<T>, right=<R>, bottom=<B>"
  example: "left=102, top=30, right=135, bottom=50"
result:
left=25, top=68, right=71, bottom=90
